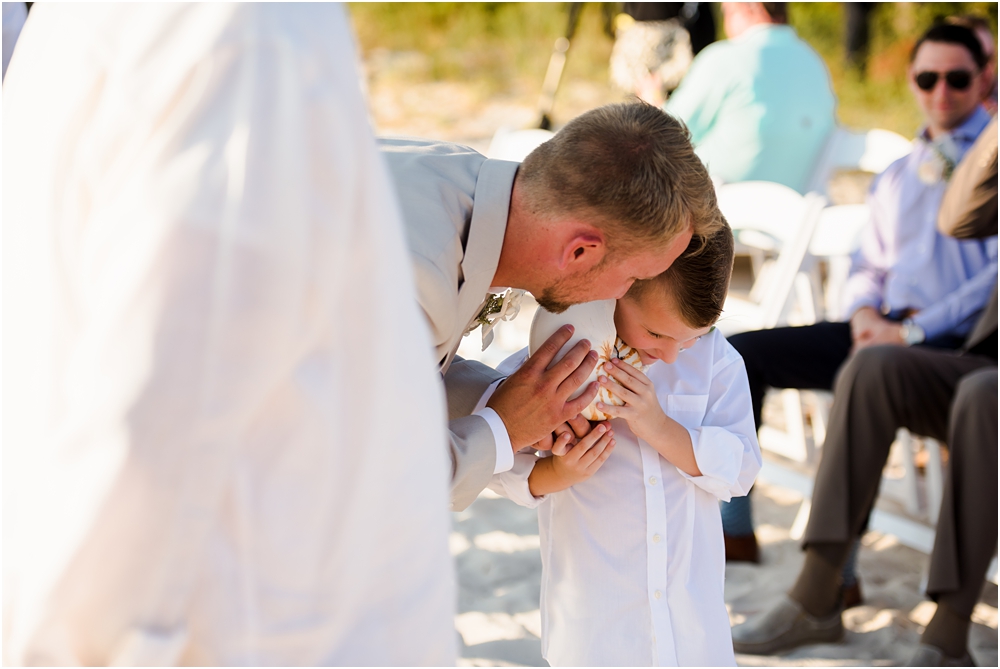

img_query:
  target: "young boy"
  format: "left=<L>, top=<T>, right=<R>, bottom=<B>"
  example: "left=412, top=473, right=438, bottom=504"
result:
left=489, top=227, right=761, bottom=666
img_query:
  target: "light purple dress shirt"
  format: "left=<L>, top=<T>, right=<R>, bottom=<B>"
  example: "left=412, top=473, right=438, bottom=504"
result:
left=843, top=106, right=997, bottom=340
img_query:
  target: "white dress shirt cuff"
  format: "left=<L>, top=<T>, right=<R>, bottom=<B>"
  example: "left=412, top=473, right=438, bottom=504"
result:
left=473, top=379, right=514, bottom=475
left=488, top=452, right=547, bottom=508
left=680, top=426, right=745, bottom=502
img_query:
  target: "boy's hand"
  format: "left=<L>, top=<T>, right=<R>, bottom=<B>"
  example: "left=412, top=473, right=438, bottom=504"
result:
left=528, top=422, right=616, bottom=496
left=549, top=414, right=597, bottom=456
left=596, top=358, right=703, bottom=477
left=595, top=359, right=668, bottom=445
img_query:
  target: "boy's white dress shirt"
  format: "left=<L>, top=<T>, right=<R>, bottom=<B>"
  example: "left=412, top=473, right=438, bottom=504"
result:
left=491, top=329, right=761, bottom=666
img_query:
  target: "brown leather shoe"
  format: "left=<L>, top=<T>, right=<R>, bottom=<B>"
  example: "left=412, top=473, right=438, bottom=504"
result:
left=724, top=532, right=760, bottom=563
left=841, top=580, right=863, bottom=609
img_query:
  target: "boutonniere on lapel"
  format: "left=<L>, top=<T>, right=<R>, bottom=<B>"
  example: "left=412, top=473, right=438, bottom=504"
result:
left=918, top=135, right=959, bottom=185
left=466, top=288, right=526, bottom=351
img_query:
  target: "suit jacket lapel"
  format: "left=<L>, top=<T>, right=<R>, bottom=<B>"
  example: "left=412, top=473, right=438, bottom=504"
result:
left=442, top=158, right=519, bottom=372
left=963, top=283, right=998, bottom=358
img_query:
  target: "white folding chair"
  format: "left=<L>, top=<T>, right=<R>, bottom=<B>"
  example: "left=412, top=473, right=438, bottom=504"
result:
left=882, top=429, right=946, bottom=526
left=715, top=182, right=827, bottom=338
left=763, top=204, right=871, bottom=463
left=806, top=203, right=870, bottom=321
left=806, top=126, right=913, bottom=199
left=485, top=127, right=554, bottom=162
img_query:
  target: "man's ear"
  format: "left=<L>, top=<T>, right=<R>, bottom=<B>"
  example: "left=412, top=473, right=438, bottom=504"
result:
left=558, top=231, right=607, bottom=271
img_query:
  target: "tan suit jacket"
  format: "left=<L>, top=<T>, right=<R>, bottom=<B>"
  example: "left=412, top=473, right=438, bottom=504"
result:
left=381, top=138, right=518, bottom=510
left=939, top=115, right=998, bottom=357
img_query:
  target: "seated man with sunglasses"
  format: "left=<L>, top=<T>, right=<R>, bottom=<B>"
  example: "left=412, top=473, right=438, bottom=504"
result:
left=724, top=21, right=998, bottom=660
left=718, top=23, right=995, bottom=564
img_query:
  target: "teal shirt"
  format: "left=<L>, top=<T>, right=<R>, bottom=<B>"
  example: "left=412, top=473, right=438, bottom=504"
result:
left=665, top=24, right=836, bottom=193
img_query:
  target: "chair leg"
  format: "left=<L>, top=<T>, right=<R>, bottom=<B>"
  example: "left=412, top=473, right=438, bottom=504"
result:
left=789, top=498, right=811, bottom=541
left=791, top=272, right=816, bottom=325
left=805, top=390, right=832, bottom=451
left=781, top=388, right=810, bottom=463
left=825, top=256, right=852, bottom=321
left=895, top=429, right=922, bottom=517
left=924, top=437, right=944, bottom=526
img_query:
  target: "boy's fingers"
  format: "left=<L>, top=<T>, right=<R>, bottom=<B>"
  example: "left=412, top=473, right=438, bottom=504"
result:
left=599, top=376, right=638, bottom=404
left=608, top=358, right=653, bottom=389
left=595, top=401, right=628, bottom=419
left=551, top=430, right=573, bottom=457
left=587, top=440, right=616, bottom=472
left=565, top=430, right=601, bottom=463
left=580, top=434, right=613, bottom=467
left=568, top=422, right=610, bottom=462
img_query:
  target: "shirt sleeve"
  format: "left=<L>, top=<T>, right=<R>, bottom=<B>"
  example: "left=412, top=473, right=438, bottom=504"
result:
left=487, top=452, right=548, bottom=509
left=679, top=354, right=762, bottom=502
left=470, top=347, right=532, bottom=475
left=473, top=380, right=514, bottom=475
left=842, top=177, right=892, bottom=318
left=911, top=239, right=999, bottom=339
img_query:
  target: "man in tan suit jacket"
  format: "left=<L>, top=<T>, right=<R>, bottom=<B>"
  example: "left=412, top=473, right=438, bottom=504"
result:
left=382, top=103, right=725, bottom=510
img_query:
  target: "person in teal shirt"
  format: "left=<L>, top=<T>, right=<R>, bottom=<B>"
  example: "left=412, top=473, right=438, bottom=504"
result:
left=664, top=3, right=836, bottom=193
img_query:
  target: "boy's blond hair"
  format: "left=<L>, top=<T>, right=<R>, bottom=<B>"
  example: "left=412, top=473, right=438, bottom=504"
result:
left=625, top=220, right=735, bottom=328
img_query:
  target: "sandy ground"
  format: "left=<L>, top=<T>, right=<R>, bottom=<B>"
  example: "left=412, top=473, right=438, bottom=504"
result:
left=363, top=56, right=998, bottom=667
left=452, top=480, right=999, bottom=667
left=449, top=307, right=998, bottom=668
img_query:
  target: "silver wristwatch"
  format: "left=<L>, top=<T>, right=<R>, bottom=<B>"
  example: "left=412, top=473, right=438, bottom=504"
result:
left=899, top=318, right=926, bottom=346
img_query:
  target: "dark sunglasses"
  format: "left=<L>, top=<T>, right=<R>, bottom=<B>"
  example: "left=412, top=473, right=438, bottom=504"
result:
left=914, top=69, right=974, bottom=91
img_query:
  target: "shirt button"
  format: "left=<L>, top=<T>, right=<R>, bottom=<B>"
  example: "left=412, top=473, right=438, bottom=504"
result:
left=654, top=590, right=662, bottom=599
left=652, top=534, right=662, bottom=543
left=648, top=477, right=657, bottom=486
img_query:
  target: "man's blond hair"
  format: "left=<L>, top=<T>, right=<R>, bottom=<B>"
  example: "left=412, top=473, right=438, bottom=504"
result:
left=517, top=102, right=724, bottom=254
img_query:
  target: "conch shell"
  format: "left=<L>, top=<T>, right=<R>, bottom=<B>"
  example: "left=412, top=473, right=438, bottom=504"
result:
left=528, top=300, right=649, bottom=421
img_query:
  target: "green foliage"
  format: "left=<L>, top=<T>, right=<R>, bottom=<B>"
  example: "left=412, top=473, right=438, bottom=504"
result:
left=350, top=3, right=998, bottom=137
left=789, top=2, right=998, bottom=136
left=349, top=2, right=615, bottom=96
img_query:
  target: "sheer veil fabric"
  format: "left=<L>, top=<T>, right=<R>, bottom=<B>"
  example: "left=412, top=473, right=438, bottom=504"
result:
left=3, top=4, right=455, bottom=665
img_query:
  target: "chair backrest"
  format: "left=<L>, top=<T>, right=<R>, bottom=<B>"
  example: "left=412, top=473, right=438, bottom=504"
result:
left=715, top=182, right=826, bottom=334
left=485, top=128, right=554, bottom=162
left=808, top=204, right=870, bottom=257
left=806, top=126, right=912, bottom=197
left=717, top=181, right=812, bottom=247
left=757, top=192, right=827, bottom=328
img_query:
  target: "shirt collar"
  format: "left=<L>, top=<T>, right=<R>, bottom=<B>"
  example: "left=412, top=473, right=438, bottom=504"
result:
left=917, top=105, right=992, bottom=158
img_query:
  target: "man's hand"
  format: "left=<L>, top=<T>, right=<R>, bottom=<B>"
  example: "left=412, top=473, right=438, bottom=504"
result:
left=487, top=325, right=600, bottom=451
left=850, top=307, right=904, bottom=351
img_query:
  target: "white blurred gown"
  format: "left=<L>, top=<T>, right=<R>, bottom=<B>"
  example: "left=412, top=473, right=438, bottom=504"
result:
left=3, top=4, right=456, bottom=665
